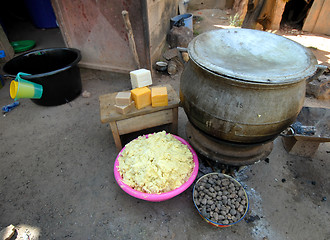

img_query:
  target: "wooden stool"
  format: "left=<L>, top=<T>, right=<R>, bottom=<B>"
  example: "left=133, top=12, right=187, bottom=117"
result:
left=99, top=84, right=180, bottom=151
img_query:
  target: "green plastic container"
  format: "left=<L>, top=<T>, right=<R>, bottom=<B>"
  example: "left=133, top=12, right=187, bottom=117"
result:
left=10, top=40, right=36, bottom=53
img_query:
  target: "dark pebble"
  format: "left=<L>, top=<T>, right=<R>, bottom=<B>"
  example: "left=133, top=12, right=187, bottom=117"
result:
left=238, top=205, right=244, bottom=213
left=321, top=197, right=327, bottom=202
left=229, top=193, right=236, bottom=199
left=281, top=178, right=286, bottom=183
left=214, top=212, right=219, bottom=221
left=194, top=191, right=198, bottom=198
left=245, top=215, right=260, bottom=223
left=201, top=207, right=207, bottom=216
left=222, top=180, right=230, bottom=186
left=208, top=179, right=214, bottom=184
left=238, top=190, right=245, bottom=197
left=230, top=209, right=237, bottom=215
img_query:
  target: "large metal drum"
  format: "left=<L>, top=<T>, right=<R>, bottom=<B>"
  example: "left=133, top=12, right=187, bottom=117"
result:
left=180, top=29, right=319, bottom=143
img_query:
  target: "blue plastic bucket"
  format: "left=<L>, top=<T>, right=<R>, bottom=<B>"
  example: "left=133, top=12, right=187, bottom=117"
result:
left=24, top=0, right=58, bottom=29
left=170, top=13, right=193, bottom=31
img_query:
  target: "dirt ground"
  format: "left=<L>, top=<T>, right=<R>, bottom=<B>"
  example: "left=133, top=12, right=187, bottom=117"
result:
left=1, top=7, right=330, bottom=240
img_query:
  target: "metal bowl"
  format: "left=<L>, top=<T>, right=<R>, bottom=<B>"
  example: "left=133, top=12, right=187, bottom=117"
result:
left=193, top=172, right=249, bottom=227
left=155, top=61, right=168, bottom=72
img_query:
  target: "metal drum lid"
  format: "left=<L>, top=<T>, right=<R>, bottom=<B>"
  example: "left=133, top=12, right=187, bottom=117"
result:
left=188, top=28, right=318, bottom=84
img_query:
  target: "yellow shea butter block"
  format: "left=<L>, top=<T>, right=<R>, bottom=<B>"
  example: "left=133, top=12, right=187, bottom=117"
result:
left=151, top=87, right=168, bottom=107
left=115, top=91, right=132, bottom=105
left=130, top=69, right=152, bottom=89
left=131, top=87, right=151, bottom=109
left=115, top=101, right=135, bottom=115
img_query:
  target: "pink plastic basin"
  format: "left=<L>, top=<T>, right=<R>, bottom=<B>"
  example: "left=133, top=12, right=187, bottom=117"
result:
left=114, top=134, right=199, bottom=202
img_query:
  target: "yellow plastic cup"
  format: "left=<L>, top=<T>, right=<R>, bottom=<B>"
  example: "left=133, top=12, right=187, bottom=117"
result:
left=10, top=74, right=43, bottom=100
left=10, top=80, right=18, bottom=99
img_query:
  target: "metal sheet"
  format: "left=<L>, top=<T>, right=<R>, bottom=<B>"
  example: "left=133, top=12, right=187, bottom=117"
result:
left=188, top=28, right=318, bottom=84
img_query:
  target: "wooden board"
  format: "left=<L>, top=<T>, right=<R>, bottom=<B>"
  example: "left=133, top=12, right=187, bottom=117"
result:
left=51, top=0, right=150, bottom=72
left=312, top=0, right=330, bottom=35
left=116, top=109, right=173, bottom=135
left=0, top=25, right=14, bottom=63
left=303, top=0, right=330, bottom=35
left=99, top=84, right=180, bottom=123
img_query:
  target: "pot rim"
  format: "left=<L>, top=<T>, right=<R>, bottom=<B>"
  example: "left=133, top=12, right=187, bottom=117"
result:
left=3, top=48, right=81, bottom=79
left=188, top=29, right=318, bottom=84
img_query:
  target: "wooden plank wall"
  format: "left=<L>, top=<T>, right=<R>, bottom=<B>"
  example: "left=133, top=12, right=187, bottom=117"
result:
left=52, top=0, right=150, bottom=73
left=303, top=0, right=330, bottom=35
left=147, top=0, right=179, bottom=66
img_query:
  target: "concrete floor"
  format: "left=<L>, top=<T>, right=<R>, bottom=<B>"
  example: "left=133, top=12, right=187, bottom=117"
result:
left=1, top=12, right=330, bottom=240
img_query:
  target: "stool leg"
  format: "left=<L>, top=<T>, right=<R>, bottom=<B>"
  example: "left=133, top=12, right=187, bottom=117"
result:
left=171, top=107, right=178, bottom=134
left=110, top=121, right=122, bottom=152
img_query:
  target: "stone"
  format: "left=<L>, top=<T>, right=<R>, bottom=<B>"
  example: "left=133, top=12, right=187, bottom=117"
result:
left=163, top=48, right=178, bottom=61
left=82, top=90, right=91, bottom=98
left=167, top=26, right=193, bottom=48
left=306, top=74, right=330, bottom=100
